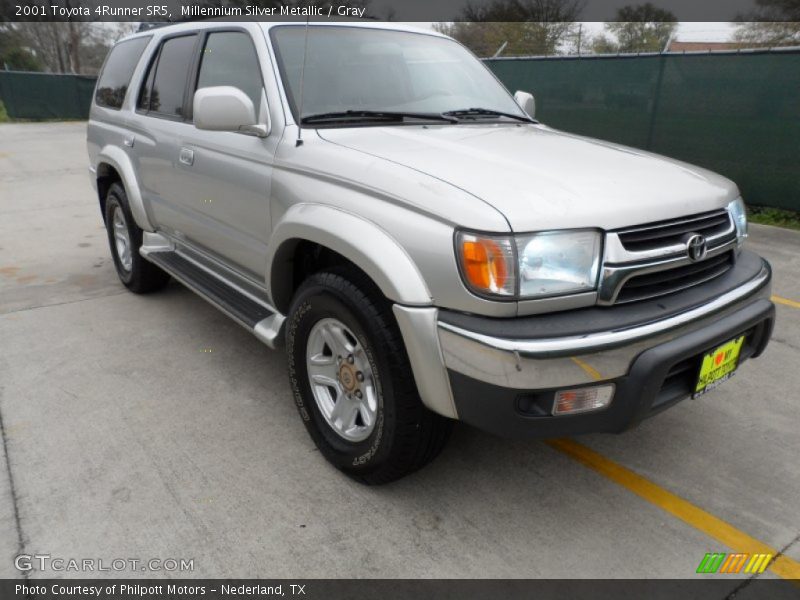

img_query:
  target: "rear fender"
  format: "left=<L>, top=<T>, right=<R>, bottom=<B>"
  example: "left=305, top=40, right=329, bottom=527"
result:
left=95, top=145, right=154, bottom=231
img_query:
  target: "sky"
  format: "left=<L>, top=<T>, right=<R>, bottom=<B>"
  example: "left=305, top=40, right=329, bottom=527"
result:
left=405, top=21, right=739, bottom=44
left=579, top=21, right=737, bottom=42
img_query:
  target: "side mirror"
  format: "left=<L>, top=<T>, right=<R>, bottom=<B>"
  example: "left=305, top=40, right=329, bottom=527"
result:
left=193, top=86, right=268, bottom=137
left=514, top=90, right=536, bottom=119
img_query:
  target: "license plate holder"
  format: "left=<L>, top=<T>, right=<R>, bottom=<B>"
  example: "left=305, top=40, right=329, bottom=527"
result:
left=693, top=336, right=745, bottom=398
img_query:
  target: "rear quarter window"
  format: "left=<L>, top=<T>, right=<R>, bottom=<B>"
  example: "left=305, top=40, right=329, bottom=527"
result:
left=95, top=37, right=151, bottom=110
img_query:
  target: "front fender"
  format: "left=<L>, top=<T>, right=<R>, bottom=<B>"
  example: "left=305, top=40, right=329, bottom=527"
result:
left=95, top=145, right=154, bottom=232
left=266, top=204, right=432, bottom=313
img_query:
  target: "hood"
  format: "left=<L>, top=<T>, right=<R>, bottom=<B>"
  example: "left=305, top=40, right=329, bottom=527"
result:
left=317, top=124, right=738, bottom=232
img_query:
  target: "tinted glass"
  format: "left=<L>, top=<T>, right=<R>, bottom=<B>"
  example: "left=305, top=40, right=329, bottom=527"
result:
left=270, top=26, right=524, bottom=120
left=197, top=32, right=263, bottom=109
left=95, top=37, right=150, bottom=109
left=150, top=35, right=197, bottom=117
left=136, top=51, right=158, bottom=111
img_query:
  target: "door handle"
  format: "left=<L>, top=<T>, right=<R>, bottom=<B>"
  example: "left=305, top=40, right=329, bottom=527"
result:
left=179, top=147, right=194, bottom=166
left=123, top=136, right=135, bottom=147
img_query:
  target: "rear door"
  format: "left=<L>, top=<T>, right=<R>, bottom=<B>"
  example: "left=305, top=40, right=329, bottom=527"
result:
left=88, top=36, right=151, bottom=192
left=127, top=32, right=200, bottom=236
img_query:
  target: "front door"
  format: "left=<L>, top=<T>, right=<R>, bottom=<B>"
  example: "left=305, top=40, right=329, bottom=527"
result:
left=170, top=29, right=276, bottom=280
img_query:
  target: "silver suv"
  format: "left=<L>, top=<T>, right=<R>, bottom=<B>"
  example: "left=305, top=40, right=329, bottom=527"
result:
left=87, top=22, right=775, bottom=483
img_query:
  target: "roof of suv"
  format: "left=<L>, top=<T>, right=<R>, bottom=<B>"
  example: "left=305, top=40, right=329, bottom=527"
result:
left=123, top=20, right=446, bottom=43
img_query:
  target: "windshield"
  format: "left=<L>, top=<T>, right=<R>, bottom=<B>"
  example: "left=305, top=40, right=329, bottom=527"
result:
left=269, top=25, right=526, bottom=123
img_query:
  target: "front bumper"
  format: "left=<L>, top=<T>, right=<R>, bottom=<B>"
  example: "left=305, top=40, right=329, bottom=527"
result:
left=399, top=251, right=774, bottom=438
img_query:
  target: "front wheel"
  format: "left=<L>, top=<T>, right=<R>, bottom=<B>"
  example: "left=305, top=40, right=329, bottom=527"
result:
left=286, top=268, right=452, bottom=484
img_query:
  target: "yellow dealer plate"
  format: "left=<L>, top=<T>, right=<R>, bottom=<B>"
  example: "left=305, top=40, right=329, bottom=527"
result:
left=694, top=336, right=745, bottom=398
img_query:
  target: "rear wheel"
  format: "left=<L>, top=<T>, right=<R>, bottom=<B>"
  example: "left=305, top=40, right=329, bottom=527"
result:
left=286, top=267, right=453, bottom=484
left=104, top=183, right=170, bottom=294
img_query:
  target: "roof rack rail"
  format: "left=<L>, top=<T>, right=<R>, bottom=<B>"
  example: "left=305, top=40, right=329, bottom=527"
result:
left=136, top=21, right=193, bottom=33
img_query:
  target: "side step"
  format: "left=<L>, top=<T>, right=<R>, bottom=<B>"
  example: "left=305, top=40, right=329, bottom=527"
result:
left=143, top=248, right=285, bottom=349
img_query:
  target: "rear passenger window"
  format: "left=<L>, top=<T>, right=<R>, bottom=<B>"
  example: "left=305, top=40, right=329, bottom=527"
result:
left=142, top=35, right=197, bottom=118
left=95, top=37, right=150, bottom=109
left=197, top=32, right=263, bottom=110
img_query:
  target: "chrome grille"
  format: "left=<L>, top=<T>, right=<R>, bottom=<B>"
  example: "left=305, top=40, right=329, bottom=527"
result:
left=615, top=251, right=734, bottom=304
left=599, top=209, right=738, bottom=305
left=618, top=209, right=733, bottom=253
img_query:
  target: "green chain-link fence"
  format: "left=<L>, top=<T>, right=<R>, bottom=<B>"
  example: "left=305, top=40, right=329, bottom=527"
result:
left=487, top=49, right=800, bottom=211
left=0, top=71, right=97, bottom=120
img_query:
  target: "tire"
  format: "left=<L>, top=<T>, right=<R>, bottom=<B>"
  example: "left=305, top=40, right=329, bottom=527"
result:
left=286, top=267, right=453, bottom=484
left=104, top=183, right=170, bottom=294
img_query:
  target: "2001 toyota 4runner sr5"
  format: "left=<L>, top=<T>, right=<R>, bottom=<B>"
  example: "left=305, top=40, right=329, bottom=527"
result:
left=87, top=22, right=775, bottom=484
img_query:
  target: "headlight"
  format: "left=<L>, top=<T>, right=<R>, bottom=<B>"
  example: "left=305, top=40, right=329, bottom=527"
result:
left=517, top=230, right=602, bottom=297
left=727, top=197, right=747, bottom=246
left=456, top=230, right=601, bottom=299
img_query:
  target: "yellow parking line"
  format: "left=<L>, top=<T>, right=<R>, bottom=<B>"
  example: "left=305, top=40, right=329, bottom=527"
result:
left=567, top=337, right=799, bottom=579
left=546, top=438, right=800, bottom=581
left=772, top=295, right=800, bottom=309
left=570, top=356, right=604, bottom=381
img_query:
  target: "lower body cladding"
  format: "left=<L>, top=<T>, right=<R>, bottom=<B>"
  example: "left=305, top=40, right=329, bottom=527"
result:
left=397, top=251, right=775, bottom=439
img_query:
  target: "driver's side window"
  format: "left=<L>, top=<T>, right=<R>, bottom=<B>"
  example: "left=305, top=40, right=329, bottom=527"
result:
left=196, top=31, right=266, bottom=120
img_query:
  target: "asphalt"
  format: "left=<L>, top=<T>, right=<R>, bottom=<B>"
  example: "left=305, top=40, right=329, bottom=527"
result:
left=1, top=122, right=798, bottom=587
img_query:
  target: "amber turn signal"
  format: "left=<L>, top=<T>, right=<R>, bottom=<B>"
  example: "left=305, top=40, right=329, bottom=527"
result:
left=457, top=233, right=515, bottom=296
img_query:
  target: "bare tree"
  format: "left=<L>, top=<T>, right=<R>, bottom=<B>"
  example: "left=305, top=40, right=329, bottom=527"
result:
left=591, top=3, right=677, bottom=54
left=0, top=3, right=131, bottom=74
left=735, top=0, right=800, bottom=47
left=5, top=22, right=105, bottom=73
left=435, top=0, right=585, bottom=57
left=0, top=0, right=136, bottom=74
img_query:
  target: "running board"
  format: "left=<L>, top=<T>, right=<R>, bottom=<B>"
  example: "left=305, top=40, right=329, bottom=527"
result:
left=141, top=243, right=285, bottom=349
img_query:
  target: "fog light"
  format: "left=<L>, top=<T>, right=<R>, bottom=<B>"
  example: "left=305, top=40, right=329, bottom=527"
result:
left=553, top=385, right=614, bottom=416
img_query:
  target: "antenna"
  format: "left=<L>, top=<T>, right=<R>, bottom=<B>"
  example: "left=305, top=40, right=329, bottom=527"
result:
left=295, top=17, right=311, bottom=147
left=492, top=41, right=508, bottom=58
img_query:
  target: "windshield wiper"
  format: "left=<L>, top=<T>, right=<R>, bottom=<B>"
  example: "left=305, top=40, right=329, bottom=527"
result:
left=301, top=110, right=458, bottom=125
left=442, top=108, right=534, bottom=123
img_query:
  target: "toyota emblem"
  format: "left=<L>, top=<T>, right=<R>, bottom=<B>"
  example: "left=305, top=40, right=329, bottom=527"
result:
left=686, top=234, right=707, bottom=262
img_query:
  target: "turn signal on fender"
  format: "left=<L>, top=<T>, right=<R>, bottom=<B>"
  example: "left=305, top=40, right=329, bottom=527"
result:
left=457, top=233, right=516, bottom=296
